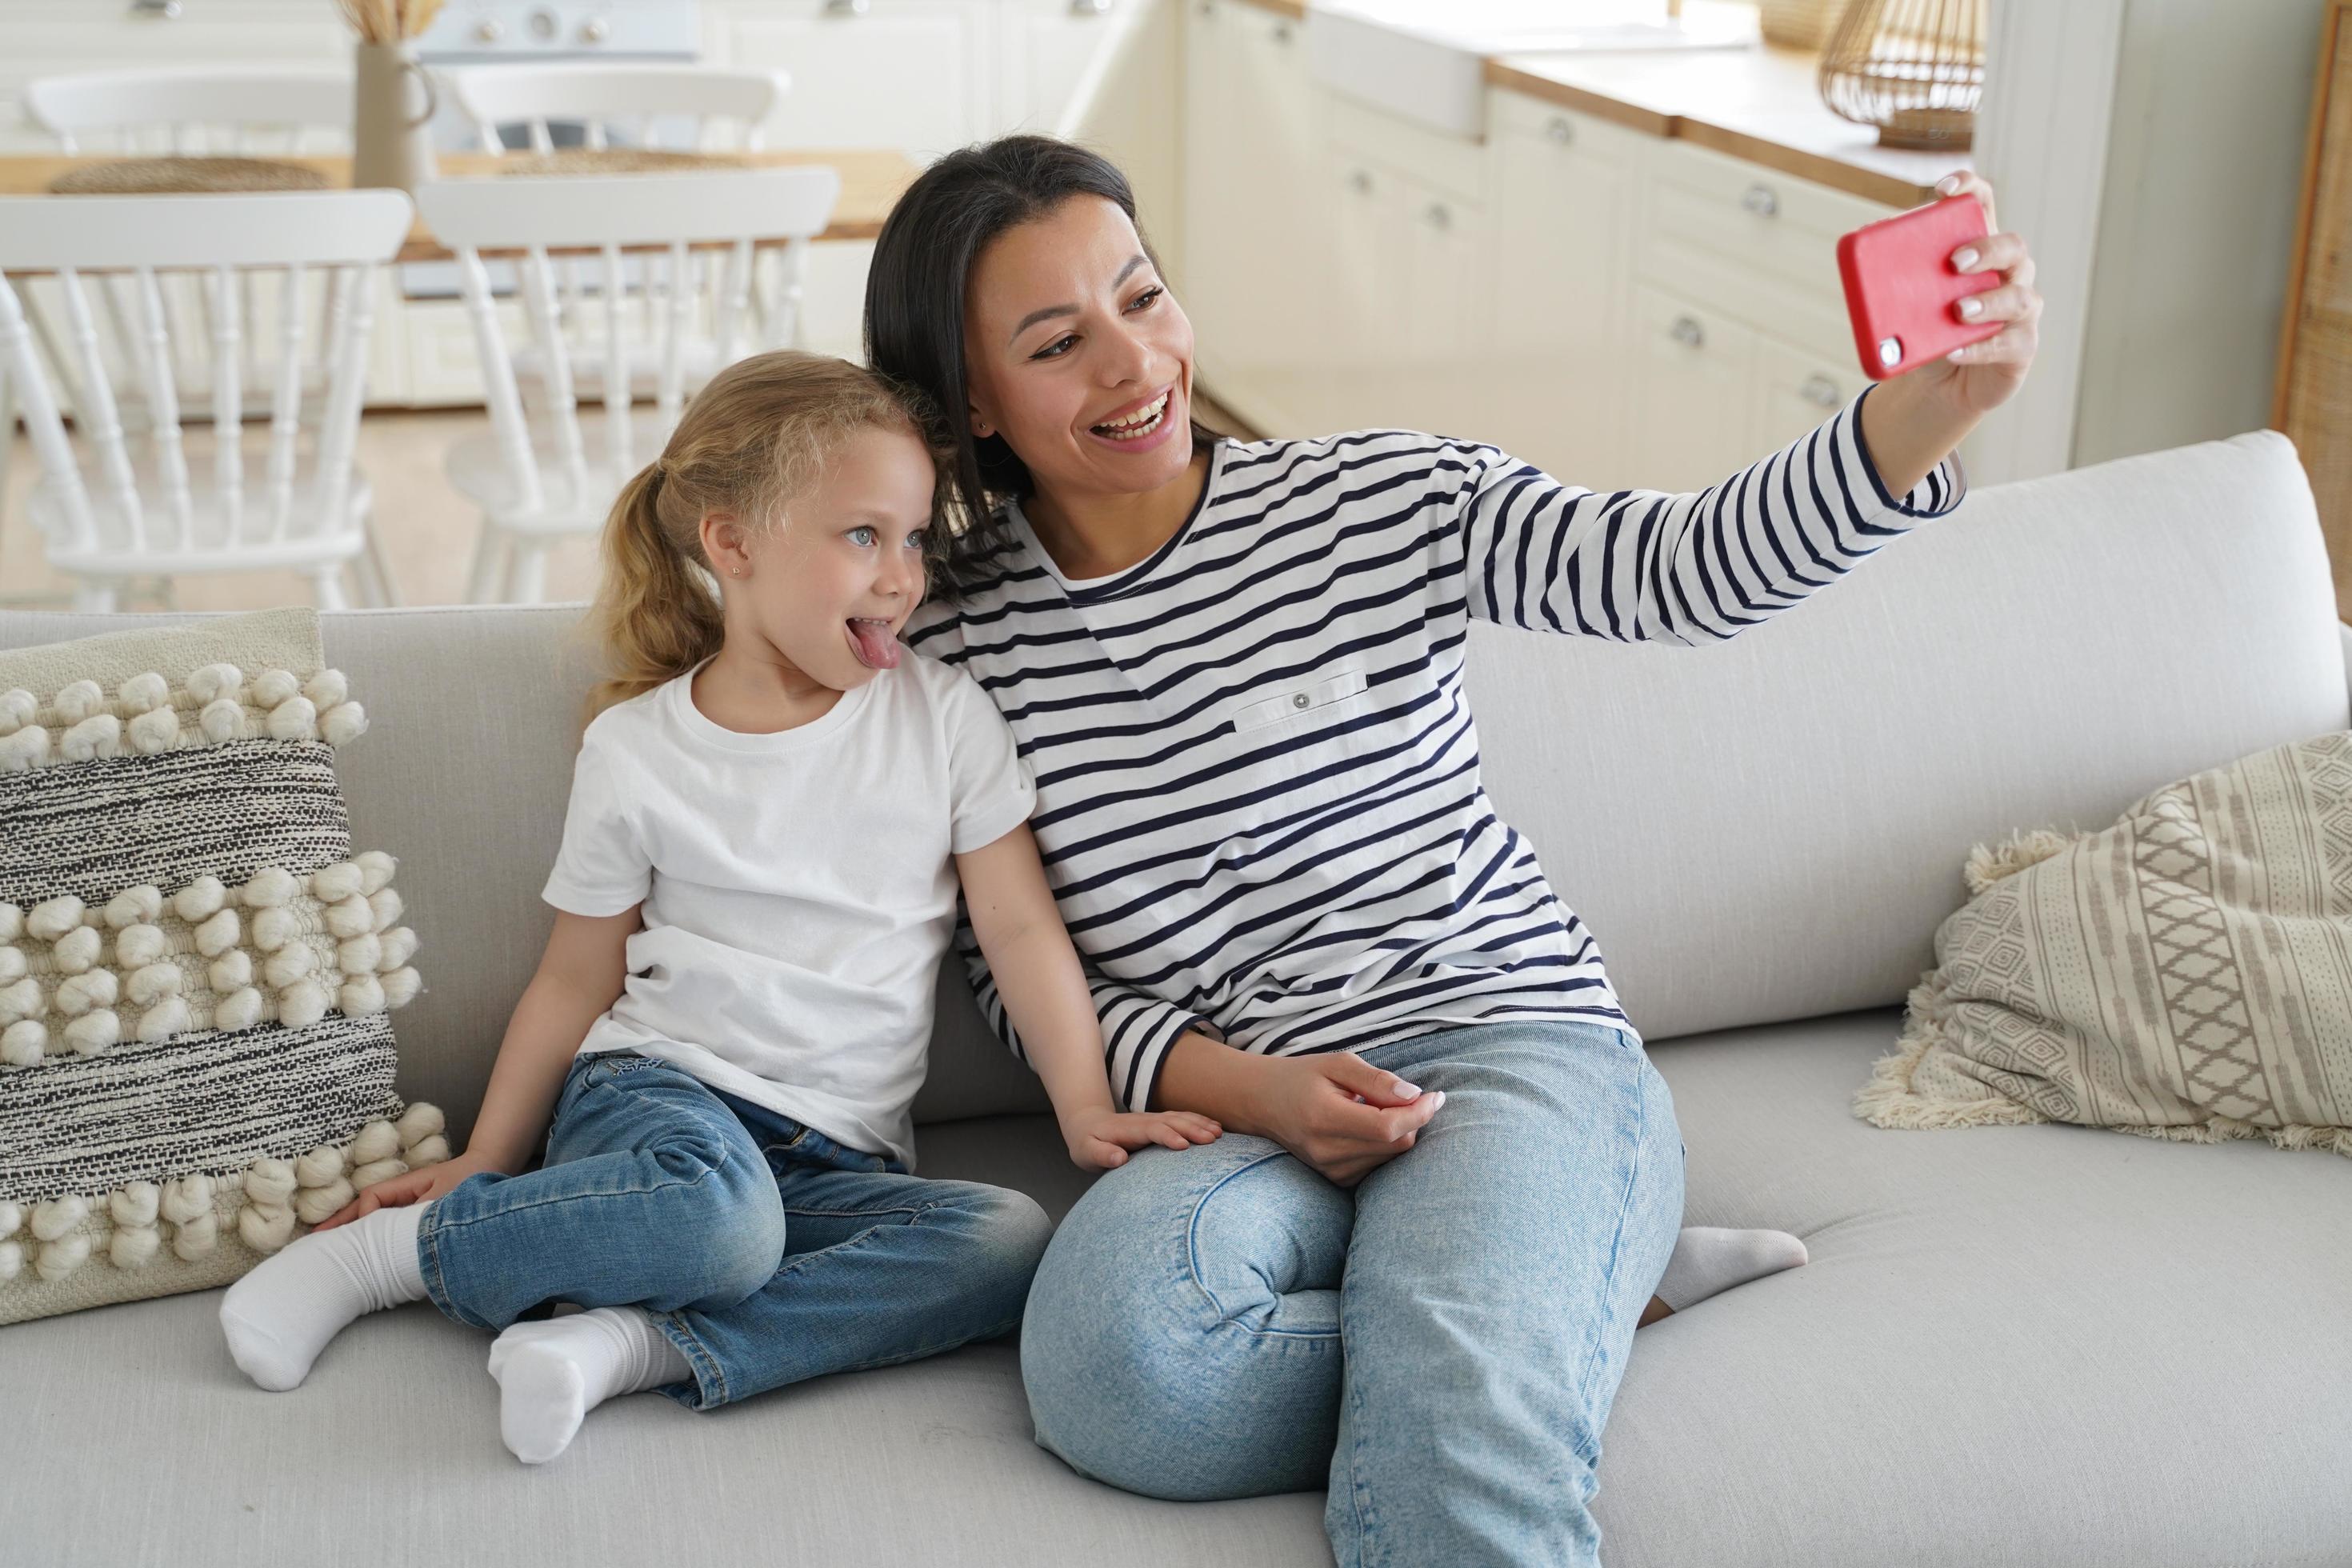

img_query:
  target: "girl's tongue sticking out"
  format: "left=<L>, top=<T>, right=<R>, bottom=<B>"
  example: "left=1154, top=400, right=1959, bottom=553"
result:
left=846, top=617, right=901, bottom=670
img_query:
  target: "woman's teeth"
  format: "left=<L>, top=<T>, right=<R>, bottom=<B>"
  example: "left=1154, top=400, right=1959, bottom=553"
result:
left=1092, top=391, right=1170, bottom=440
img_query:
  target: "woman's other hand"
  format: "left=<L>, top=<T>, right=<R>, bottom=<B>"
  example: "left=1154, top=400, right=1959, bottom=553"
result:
left=1259, top=1053, right=1444, bottom=1187
left=1153, top=1031, right=1445, bottom=1186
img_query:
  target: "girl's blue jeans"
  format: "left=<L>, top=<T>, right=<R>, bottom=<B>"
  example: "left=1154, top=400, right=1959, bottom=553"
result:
left=415, top=1049, right=1054, bottom=1411
left=1018, top=1019, right=1685, bottom=1568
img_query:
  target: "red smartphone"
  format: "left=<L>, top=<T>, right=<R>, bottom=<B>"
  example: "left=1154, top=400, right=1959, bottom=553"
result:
left=1836, top=194, right=2003, bottom=381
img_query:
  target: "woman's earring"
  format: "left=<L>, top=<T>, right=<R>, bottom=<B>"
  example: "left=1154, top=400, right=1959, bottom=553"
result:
left=730, top=566, right=743, bottom=578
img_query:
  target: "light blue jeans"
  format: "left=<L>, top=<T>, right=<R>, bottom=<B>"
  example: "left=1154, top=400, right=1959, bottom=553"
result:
left=417, top=1049, right=1054, bottom=1410
left=1019, top=1019, right=1684, bottom=1567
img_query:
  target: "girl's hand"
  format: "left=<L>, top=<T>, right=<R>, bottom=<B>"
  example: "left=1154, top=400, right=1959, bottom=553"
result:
left=311, top=1148, right=504, bottom=1231
left=1911, top=170, right=2042, bottom=417
left=1062, top=1107, right=1222, bottom=1170
left=1257, top=1053, right=1442, bottom=1188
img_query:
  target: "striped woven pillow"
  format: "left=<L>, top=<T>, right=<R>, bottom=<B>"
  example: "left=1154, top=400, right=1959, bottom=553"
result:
left=1857, top=730, right=2352, bottom=1160
left=0, top=607, right=445, bottom=1326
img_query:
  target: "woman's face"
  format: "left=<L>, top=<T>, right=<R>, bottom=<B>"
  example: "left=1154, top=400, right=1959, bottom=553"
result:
left=961, top=195, right=1197, bottom=505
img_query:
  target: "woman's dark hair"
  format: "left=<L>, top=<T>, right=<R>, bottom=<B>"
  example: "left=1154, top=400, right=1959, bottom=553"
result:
left=863, top=134, right=1218, bottom=594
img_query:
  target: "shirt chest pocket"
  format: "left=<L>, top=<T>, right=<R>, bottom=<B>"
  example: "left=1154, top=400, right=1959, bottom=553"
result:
left=1230, top=668, right=1369, bottom=734
left=1218, top=666, right=1382, bottom=810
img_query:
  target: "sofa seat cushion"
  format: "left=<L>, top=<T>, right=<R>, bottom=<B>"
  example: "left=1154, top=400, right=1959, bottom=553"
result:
left=2, top=1011, right=2345, bottom=1566
left=1598, top=1008, right=2352, bottom=1567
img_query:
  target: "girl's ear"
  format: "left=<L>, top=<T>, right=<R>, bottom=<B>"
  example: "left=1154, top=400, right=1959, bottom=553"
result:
left=700, top=512, right=751, bottom=580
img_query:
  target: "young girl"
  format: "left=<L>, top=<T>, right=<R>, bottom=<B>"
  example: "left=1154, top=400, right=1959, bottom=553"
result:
left=216, top=351, right=1221, bottom=1464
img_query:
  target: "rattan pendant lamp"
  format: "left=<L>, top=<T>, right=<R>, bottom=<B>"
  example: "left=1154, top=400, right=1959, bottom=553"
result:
left=1818, top=0, right=1989, bottom=151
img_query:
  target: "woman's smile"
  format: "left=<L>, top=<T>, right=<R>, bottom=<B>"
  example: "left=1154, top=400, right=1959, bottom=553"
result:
left=1084, top=385, right=1181, bottom=451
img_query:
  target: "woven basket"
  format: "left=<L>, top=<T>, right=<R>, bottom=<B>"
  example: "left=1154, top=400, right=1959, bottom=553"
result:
left=1818, top=0, right=1987, bottom=150
left=1759, top=0, right=1849, bottom=50
left=48, top=158, right=331, bottom=196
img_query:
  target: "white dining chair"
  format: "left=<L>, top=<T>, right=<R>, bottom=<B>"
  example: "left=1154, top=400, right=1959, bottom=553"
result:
left=443, top=63, right=786, bottom=154
left=10, top=67, right=371, bottom=606
left=0, top=190, right=412, bottom=613
left=25, top=67, right=354, bottom=155
left=414, top=168, right=841, bottom=605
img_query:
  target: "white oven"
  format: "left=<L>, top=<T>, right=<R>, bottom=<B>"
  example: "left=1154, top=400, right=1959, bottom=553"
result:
left=403, top=0, right=702, bottom=300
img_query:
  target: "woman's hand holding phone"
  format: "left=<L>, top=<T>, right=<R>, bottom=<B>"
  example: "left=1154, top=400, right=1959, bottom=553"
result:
left=1882, top=172, right=2043, bottom=417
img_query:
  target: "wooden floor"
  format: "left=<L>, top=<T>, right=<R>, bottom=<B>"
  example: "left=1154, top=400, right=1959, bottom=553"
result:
left=0, top=388, right=1262, bottom=615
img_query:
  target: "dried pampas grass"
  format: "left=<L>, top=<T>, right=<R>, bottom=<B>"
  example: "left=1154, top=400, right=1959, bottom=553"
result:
left=334, top=0, right=446, bottom=43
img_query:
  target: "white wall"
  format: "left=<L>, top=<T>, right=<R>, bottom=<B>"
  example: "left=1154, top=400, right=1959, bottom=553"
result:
left=2072, top=0, right=2329, bottom=468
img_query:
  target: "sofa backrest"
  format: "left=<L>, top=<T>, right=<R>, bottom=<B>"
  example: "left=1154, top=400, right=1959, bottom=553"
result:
left=1, top=430, right=2341, bottom=1146
left=1464, top=429, right=2346, bottom=1043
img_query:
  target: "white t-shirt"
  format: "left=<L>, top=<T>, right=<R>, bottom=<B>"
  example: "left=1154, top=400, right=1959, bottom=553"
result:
left=541, top=652, right=1035, bottom=1166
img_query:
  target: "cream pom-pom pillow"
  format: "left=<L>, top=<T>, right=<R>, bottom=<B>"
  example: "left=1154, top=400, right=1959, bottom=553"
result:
left=0, top=608, right=445, bottom=1326
left=1858, top=730, right=2352, bottom=1159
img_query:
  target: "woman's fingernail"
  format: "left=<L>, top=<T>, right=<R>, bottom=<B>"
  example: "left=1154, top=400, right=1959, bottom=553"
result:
left=1938, top=174, right=1959, bottom=194
left=1948, top=348, right=1968, bottom=362
left=1393, top=1079, right=1422, bottom=1098
left=1958, top=296, right=1982, bottom=319
left=1954, top=246, right=1979, bottom=270
left=1428, top=1091, right=1446, bottom=1110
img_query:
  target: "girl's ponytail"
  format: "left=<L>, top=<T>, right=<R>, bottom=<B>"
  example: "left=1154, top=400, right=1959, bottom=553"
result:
left=586, top=459, right=726, bottom=714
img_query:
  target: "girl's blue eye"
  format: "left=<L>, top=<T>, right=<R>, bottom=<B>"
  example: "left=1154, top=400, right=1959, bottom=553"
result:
left=906, top=531, right=927, bottom=550
left=848, top=526, right=877, bottom=547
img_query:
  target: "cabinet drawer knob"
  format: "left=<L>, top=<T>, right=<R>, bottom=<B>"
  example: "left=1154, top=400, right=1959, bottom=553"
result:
left=1670, top=314, right=1706, bottom=349
left=824, top=0, right=870, bottom=14
left=1801, top=374, right=1841, bottom=408
left=1272, top=20, right=1292, bottom=42
left=1545, top=115, right=1575, bottom=146
left=1073, top=0, right=1114, bottom=12
left=1742, top=183, right=1780, bottom=218
left=1347, top=168, right=1373, bottom=195
left=1423, top=201, right=1452, bottom=231
left=128, top=0, right=182, bottom=15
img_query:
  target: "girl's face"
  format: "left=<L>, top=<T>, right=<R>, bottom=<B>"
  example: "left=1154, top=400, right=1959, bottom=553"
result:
left=702, top=424, right=936, bottom=694
left=961, top=195, right=1197, bottom=506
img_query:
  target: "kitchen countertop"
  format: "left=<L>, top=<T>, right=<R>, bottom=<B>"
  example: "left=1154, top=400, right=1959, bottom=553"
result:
left=1230, top=0, right=1970, bottom=207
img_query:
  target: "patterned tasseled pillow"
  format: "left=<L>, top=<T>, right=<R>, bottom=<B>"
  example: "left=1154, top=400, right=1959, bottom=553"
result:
left=0, top=607, right=446, bottom=1326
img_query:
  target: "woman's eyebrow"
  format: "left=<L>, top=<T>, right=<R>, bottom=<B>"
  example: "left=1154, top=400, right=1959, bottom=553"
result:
left=1006, top=254, right=1151, bottom=346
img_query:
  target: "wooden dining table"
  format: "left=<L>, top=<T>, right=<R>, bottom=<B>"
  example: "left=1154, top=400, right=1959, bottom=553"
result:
left=0, top=148, right=921, bottom=262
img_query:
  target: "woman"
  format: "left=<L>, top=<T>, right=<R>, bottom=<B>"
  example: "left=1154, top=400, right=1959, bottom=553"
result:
left=866, top=135, right=2039, bottom=1566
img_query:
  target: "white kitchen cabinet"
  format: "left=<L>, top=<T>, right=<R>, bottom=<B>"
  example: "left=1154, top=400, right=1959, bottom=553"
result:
left=1, top=0, right=349, bottom=154
left=1478, top=96, right=1637, bottom=487
left=1171, top=42, right=1910, bottom=491
left=1751, top=334, right=1860, bottom=456
left=1304, top=140, right=1487, bottom=440
left=704, top=0, right=990, bottom=161
left=1180, top=0, right=1319, bottom=435
left=998, top=0, right=1125, bottom=135
left=1626, top=285, right=1759, bottom=494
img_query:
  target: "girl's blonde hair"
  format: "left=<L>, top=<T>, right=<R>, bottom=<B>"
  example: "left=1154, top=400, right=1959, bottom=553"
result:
left=587, top=350, right=941, bottom=714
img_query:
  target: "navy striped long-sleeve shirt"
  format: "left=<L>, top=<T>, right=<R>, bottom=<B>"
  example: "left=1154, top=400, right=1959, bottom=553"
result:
left=906, top=388, right=1964, bottom=1111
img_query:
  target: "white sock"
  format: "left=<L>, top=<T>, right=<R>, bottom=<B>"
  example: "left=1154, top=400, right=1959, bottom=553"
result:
left=219, top=1201, right=428, bottom=1390
left=1654, top=1226, right=1809, bottom=1313
left=486, top=1306, right=693, bottom=1465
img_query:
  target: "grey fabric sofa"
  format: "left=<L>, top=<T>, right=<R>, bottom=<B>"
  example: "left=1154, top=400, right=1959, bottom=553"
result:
left=3, top=430, right=2349, bottom=1566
